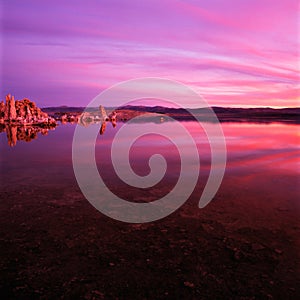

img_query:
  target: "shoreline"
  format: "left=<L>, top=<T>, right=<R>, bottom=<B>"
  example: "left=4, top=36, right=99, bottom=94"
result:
left=43, top=106, right=300, bottom=125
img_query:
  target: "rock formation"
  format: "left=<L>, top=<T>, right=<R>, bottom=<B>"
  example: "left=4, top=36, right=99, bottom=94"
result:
left=108, top=111, right=117, bottom=122
left=4, top=94, right=17, bottom=120
left=0, top=94, right=56, bottom=126
left=99, top=105, right=108, bottom=121
left=0, top=101, right=5, bottom=121
left=78, top=106, right=117, bottom=135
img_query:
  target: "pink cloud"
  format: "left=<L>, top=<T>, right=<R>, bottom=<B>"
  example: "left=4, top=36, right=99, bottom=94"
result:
left=1, top=0, right=299, bottom=107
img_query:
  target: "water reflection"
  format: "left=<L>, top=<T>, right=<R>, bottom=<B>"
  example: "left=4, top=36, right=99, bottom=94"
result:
left=0, top=118, right=118, bottom=146
left=99, top=120, right=117, bottom=135
left=77, top=108, right=117, bottom=136
left=1, top=118, right=299, bottom=299
left=0, top=124, right=55, bottom=147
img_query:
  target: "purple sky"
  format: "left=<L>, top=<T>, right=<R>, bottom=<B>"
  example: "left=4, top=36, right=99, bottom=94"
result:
left=1, top=0, right=299, bottom=107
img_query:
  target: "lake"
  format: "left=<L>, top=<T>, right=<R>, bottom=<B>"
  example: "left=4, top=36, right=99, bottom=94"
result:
left=0, top=120, right=299, bottom=299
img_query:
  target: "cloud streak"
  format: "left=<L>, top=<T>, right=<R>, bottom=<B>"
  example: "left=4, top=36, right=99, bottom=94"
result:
left=1, top=0, right=299, bottom=107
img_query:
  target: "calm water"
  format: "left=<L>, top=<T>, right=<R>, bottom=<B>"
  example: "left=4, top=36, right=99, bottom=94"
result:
left=0, top=121, right=299, bottom=298
left=1, top=121, right=299, bottom=209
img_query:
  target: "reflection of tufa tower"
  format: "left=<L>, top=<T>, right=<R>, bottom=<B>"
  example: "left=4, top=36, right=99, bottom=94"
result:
left=99, top=122, right=106, bottom=135
left=6, top=125, right=17, bottom=146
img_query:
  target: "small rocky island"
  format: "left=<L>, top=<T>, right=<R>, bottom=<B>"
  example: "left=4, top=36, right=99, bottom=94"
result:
left=0, top=94, right=57, bottom=146
left=0, top=96, right=118, bottom=146
left=0, top=94, right=56, bottom=126
left=78, top=105, right=117, bottom=135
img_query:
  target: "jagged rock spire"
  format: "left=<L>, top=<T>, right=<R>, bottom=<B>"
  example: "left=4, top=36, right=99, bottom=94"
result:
left=5, top=94, right=17, bottom=120
left=99, top=105, right=108, bottom=120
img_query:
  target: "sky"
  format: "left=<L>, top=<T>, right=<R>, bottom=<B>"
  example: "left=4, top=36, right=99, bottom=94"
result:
left=1, top=0, right=299, bottom=108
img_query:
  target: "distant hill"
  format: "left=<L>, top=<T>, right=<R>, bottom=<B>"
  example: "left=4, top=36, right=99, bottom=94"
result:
left=42, top=105, right=300, bottom=124
left=43, top=106, right=86, bottom=113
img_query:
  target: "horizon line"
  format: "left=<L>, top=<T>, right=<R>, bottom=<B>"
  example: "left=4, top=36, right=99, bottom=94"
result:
left=41, top=104, right=300, bottom=110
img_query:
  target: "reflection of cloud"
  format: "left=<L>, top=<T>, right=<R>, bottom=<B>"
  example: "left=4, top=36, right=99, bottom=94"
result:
left=222, top=122, right=300, bottom=172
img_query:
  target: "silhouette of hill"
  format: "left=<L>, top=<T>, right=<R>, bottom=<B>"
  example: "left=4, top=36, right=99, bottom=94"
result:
left=42, top=106, right=300, bottom=124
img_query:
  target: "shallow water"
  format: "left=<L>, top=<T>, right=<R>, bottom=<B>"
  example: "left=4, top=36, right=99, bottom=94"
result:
left=0, top=121, right=299, bottom=298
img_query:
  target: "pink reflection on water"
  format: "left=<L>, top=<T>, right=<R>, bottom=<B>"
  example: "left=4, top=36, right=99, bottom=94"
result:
left=222, top=123, right=300, bottom=173
left=94, top=120, right=299, bottom=207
